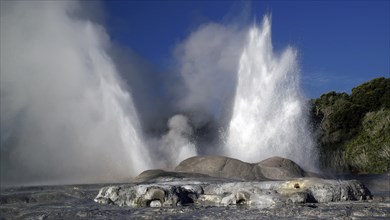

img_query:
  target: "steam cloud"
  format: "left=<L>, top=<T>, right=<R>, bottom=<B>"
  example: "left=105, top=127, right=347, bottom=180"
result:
left=0, top=1, right=151, bottom=185
left=174, top=24, right=245, bottom=128
left=160, top=115, right=197, bottom=168
left=1, top=1, right=317, bottom=186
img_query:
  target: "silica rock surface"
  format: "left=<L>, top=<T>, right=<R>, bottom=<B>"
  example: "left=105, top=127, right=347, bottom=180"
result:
left=95, top=156, right=372, bottom=208
left=1, top=157, right=386, bottom=219
left=95, top=177, right=371, bottom=208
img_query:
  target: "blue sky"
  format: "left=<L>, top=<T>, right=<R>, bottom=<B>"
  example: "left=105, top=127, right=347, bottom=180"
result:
left=104, top=1, right=389, bottom=98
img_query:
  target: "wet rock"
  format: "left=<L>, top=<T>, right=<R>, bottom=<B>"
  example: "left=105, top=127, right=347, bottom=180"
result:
left=198, top=194, right=223, bottom=205
left=308, top=179, right=371, bottom=202
left=94, top=183, right=201, bottom=208
left=94, top=177, right=372, bottom=208
left=286, top=192, right=309, bottom=204
left=76, top=211, right=88, bottom=218
left=0, top=181, right=387, bottom=219
left=275, top=178, right=372, bottom=203
left=149, top=200, right=162, bottom=207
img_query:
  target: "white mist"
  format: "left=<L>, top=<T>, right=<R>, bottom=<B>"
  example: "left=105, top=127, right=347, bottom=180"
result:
left=0, top=1, right=151, bottom=185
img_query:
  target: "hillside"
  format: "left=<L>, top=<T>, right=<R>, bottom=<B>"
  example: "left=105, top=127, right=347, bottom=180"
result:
left=311, top=77, right=390, bottom=173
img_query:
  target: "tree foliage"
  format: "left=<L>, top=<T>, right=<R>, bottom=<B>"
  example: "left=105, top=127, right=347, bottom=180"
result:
left=311, top=77, right=390, bottom=173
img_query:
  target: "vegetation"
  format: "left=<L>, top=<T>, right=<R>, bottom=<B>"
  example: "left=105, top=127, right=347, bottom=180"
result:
left=311, top=77, right=390, bottom=173
left=345, top=109, right=390, bottom=173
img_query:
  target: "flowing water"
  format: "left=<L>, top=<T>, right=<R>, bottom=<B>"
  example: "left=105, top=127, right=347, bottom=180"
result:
left=225, top=17, right=316, bottom=170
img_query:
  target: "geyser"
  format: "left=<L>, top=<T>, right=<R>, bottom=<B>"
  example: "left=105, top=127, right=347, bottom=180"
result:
left=0, top=1, right=151, bottom=185
left=1, top=1, right=317, bottom=186
left=225, top=17, right=316, bottom=170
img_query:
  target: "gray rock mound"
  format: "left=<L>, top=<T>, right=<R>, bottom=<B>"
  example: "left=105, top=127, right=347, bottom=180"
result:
left=174, top=156, right=308, bottom=181
left=257, top=156, right=306, bottom=180
left=134, top=169, right=214, bottom=183
left=174, top=156, right=267, bottom=180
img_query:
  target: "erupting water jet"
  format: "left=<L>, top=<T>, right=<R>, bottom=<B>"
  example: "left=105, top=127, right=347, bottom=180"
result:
left=225, top=17, right=316, bottom=170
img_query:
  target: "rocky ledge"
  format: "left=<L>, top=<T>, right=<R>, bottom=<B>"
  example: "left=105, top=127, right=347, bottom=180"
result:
left=95, top=178, right=371, bottom=208
left=94, top=156, right=372, bottom=208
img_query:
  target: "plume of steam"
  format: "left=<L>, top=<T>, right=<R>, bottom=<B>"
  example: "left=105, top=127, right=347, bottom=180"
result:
left=0, top=1, right=151, bottom=186
left=174, top=23, right=246, bottom=129
left=109, top=46, right=173, bottom=133
left=148, top=115, right=197, bottom=168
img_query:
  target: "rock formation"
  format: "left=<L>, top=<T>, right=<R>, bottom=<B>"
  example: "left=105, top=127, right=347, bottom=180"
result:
left=95, top=156, right=372, bottom=208
left=174, top=156, right=308, bottom=181
left=95, top=177, right=371, bottom=208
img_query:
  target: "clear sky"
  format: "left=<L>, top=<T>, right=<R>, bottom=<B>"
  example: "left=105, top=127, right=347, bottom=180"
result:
left=104, top=0, right=389, bottom=98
